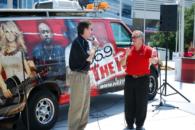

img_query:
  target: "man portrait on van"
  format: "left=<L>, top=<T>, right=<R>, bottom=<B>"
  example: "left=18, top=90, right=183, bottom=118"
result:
left=0, top=21, right=35, bottom=116
left=32, top=22, right=65, bottom=79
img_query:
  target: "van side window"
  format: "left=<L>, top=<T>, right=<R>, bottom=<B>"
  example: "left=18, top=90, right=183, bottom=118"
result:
left=111, top=23, right=131, bottom=47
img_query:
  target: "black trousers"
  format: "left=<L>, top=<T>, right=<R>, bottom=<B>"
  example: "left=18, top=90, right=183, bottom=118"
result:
left=124, top=75, right=149, bottom=127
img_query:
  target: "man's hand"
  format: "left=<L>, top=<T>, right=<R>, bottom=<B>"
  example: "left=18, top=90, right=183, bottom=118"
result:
left=90, top=36, right=99, bottom=48
left=120, top=48, right=131, bottom=67
left=149, top=57, right=158, bottom=64
left=2, top=88, right=12, bottom=98
left=87, top=36, right=99, bottom=63
left=92, top=40, right=99, bottom=48
left=150, top=48, right=158, bottom=64
left=87, top=48, right=96, bottom=63
left=120, top=56, right=127, bottom=67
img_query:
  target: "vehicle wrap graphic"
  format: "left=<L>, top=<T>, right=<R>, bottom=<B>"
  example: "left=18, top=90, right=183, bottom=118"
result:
left=0, top=19, right=126, bottom=94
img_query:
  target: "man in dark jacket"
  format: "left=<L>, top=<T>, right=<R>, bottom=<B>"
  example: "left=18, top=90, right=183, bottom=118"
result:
left=68, top=21, right=99, bottom=130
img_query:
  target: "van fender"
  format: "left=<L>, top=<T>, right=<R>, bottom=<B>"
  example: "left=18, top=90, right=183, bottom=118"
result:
left=27, top=80, right=62, bottom=101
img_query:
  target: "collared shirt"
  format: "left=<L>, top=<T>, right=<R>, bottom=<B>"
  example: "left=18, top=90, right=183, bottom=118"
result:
left=69, top=35, right=90, bottom=72
left=126, top=44, right=152, bottom=75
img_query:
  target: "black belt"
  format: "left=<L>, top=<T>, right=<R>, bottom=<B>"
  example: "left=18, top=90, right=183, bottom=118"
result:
left=130, top=74, right=148, bottom=78
left=75, top=70, right=88, bottom=74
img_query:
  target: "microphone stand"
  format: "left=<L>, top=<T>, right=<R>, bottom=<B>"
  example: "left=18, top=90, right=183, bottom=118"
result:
left=153, top=32, right=190, bottom=112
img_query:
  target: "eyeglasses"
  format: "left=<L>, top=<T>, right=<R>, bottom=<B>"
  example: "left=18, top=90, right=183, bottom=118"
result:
left=132, top=35, right=142, bottom=39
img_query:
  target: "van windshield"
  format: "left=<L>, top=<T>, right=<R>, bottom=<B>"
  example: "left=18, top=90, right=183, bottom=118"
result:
left=111, top=22, right=131, bottom=47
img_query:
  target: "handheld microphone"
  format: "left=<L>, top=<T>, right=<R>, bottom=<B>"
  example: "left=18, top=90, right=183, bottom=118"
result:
left=88, top=35, right=96, bottom=42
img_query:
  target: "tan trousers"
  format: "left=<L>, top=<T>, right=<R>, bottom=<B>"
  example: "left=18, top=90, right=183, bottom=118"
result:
left=68, top=71, right=90, bottom=130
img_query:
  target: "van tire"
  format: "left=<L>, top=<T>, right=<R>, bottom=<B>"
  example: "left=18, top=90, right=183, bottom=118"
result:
left=22, top=90, right=58, bottom=130
left=148, top=70, right=158, bottom=100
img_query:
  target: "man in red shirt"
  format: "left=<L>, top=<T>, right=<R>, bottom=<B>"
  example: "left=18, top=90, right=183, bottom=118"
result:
left=122, top=30, right=158, bottom=130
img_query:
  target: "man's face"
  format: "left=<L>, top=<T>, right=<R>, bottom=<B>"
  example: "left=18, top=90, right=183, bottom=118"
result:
left=132, top=31, right=143, bottom=47
left=82, top=25, right=93, bottom=40
left=38, top=23, right=52, bottom=44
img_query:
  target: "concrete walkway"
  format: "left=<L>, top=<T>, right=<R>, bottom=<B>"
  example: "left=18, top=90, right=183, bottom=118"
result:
left=52, top=69, right=195, bottom=130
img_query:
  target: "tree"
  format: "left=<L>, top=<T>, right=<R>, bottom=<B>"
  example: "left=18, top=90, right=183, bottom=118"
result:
left=149, top=32, right=176, bottom=52
left=184, top=4, right=195, bottom=47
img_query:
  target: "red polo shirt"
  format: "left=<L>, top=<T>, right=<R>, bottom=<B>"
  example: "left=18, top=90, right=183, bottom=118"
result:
left=125, top=44, right=152, bottom=75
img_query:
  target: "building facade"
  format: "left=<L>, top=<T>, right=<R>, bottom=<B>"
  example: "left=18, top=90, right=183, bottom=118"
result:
left=101, top=0, right=133, bottom=26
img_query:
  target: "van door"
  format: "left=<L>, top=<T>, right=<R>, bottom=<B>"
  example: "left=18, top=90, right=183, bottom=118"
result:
left=89, top=20, right=126, bottom=93
left=109, top=21, right=132, bottom=75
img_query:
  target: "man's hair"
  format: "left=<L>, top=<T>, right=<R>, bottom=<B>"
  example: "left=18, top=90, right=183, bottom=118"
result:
left=132, top=30, right=145, bottom=43
left=77, top=21, right=91, bottom=35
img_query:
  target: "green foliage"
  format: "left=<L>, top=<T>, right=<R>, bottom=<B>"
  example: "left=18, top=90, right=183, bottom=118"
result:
left=184, top=4, right=195, bottom=45
left=149, top=32, right=176, bottom=52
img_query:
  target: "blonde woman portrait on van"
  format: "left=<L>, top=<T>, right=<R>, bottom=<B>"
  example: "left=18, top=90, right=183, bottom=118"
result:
left=0, top=21, right=35, bottom=100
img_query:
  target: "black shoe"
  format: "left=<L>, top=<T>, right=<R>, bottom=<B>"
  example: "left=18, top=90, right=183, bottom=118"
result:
left=136, top=126, right=145, bottom=130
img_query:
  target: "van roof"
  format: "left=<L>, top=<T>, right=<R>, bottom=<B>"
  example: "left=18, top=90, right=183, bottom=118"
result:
left=0, top=9, right=119, bottom=21
left=0, top=9, right=103, bottom=17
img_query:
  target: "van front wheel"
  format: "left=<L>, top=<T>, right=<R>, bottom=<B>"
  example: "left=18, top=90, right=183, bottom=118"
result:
left=22, top=90, right=58, bottom=130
